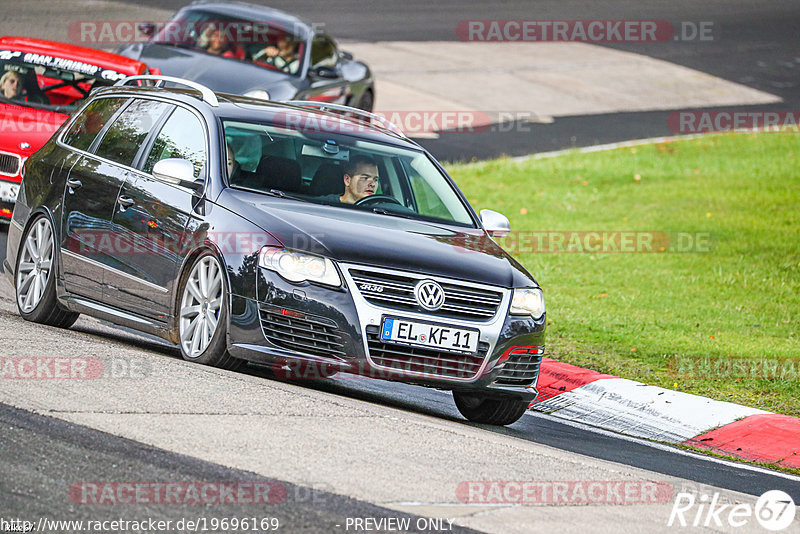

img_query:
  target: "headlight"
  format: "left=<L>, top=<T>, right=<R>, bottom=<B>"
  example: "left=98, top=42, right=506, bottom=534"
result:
left=244, top=89, right=271, bottom=101
left=258, top=247, right=341, bottom=287
left=510, top=287, right=545, bottom=319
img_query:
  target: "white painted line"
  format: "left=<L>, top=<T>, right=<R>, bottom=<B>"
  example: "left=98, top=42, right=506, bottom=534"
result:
left=531, top=378, right=768, bottom=443
left=512, top=132, right=723, bottom=162
left=526, top=411, right=800, bottom=483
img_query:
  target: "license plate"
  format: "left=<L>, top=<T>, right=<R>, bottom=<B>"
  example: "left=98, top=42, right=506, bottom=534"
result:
left=0, top=181, right=19, bottom=203
left=380, top=317, right=479, bottom=354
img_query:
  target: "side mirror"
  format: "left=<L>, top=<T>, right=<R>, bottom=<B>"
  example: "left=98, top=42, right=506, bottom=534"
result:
left=479, top=209, right=511, bottom=238
left=138, top=22, right=156, bottom=37
left=152, top=158, right=203, bottom=193
left=340, top=50, right=354, bottom=61
left=310, top=65, right=339, bottom=79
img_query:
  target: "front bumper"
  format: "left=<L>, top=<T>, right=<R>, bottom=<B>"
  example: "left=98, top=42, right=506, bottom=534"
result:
left=227, top=264, right=545, bottom=401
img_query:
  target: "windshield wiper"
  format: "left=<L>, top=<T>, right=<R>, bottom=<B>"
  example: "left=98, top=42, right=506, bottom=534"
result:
left=265, top=189, right=306, bottom=202
left=371, top=207, right=413, bottom=219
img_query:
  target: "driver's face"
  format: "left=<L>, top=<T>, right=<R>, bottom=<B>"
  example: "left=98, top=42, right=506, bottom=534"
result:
left=208, top=30, right=227, bottom=52
left=1, top=72, right=21, bottom=99
left=344, top=163, right=379, bottom=202
left=278, top=38, right=296, bottom=56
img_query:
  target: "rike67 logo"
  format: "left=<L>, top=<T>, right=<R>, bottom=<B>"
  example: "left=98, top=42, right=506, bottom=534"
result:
left=668, top=490, right=796, bottom=531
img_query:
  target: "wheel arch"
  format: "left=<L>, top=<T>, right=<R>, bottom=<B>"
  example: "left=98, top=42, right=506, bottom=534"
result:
left=169, top=242, right=233, bottom=345
left=13, top=206, right=59, bottom=286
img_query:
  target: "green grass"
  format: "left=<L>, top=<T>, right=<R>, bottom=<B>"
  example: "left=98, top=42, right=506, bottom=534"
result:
left=447, top=132, right=800, bottom=416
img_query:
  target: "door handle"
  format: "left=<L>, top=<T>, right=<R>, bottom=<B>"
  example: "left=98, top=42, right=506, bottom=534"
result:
left=117, top=196, right=135, bottom=208
left=66, top=178, right=82, bottom=193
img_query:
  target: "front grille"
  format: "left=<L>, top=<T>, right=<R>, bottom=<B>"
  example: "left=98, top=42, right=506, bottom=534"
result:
left=259, top=306, right=346, bottom=360
left=0, top=152, right=21, bottom=176
left=365, top=325, right=489, bottom=379
left=493, top=348, right=544, bottom=387
left=350, top=268, right=503, bottom=321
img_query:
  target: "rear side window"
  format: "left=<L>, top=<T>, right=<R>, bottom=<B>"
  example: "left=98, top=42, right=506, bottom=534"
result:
left=143, top=106, right=207, bottom=179
left=94, top=99, right=172, bottom=167
left=62, top=97, right=126, bottom=152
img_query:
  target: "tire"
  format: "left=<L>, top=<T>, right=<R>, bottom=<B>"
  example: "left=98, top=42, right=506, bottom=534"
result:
left=15, top=214, right=79, bottom=328
left=453, top=392, right=529, bottom=426
left=357, top=89, right=374, bottom=112
left=177, top=251, right=243, bottom=370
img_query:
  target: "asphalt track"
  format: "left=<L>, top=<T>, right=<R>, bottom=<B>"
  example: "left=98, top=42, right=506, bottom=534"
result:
left=0, top=402, right=480, bottom=534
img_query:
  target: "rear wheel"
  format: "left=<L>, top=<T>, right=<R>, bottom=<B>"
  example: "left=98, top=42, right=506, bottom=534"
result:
left=15, top=215, right=79, bottom=328
left=178, top=252, right=243, bottom=370
left=453, top=392, right=529, bottom=426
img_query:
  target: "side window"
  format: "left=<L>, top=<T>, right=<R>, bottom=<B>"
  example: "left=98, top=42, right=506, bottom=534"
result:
left=310, top=35, right=337, bottom=67
left=94, top=99, right=173, bottom=167
left=143, top=107, right=207, bottom=178
left=62, top=97, right=127, bottom=152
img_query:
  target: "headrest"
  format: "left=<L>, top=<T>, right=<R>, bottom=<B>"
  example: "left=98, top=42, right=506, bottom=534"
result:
left=256, top=155, right=302, bottom=193
left=309, top=162, right=343, bottom=196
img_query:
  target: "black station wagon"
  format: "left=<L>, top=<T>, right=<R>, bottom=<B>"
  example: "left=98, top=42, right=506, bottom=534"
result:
left=3, top=76, right=545, bottom=426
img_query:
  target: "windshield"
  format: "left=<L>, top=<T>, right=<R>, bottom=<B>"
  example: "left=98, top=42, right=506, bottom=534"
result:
left=154, top=10, right=305, bottom=76
left=223, top=118, right=476, bottom=226
left=0, top=51, right=129, bottom=112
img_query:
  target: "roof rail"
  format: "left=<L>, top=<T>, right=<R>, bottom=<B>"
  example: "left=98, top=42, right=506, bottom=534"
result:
left=282, top=100, right=406, bottom=139
left=114, top=75, right=219, bottom=107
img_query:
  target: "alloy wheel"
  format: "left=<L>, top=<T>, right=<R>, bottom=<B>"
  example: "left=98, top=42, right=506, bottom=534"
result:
left=16, top=217, right=54, bottom=313
left=179, top=255, right=224, bottom=358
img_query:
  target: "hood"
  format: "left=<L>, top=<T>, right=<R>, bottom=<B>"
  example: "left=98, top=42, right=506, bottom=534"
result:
left=0, top=102, right=67, bottom=173
left=119, top=43, right=298, bottom=98
left=217, top=189, right=537, bottom=288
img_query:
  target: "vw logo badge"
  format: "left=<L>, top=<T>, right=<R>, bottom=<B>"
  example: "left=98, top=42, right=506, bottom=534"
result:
left=414, top=279, right=445, bottom=311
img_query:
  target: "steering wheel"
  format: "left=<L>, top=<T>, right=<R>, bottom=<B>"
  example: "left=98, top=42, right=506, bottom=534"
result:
left=355, top=194, right=402, bottom=207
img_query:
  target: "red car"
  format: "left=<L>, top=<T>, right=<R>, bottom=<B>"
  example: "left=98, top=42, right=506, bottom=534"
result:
left=0, top=37, right=150, bottom=221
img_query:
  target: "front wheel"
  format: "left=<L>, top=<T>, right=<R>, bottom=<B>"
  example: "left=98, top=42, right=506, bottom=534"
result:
left=453, top=392, right=529, bottom=426
left=15, top=214, right=79, bottom=328
left=177, top=252, right=243, bottom=370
